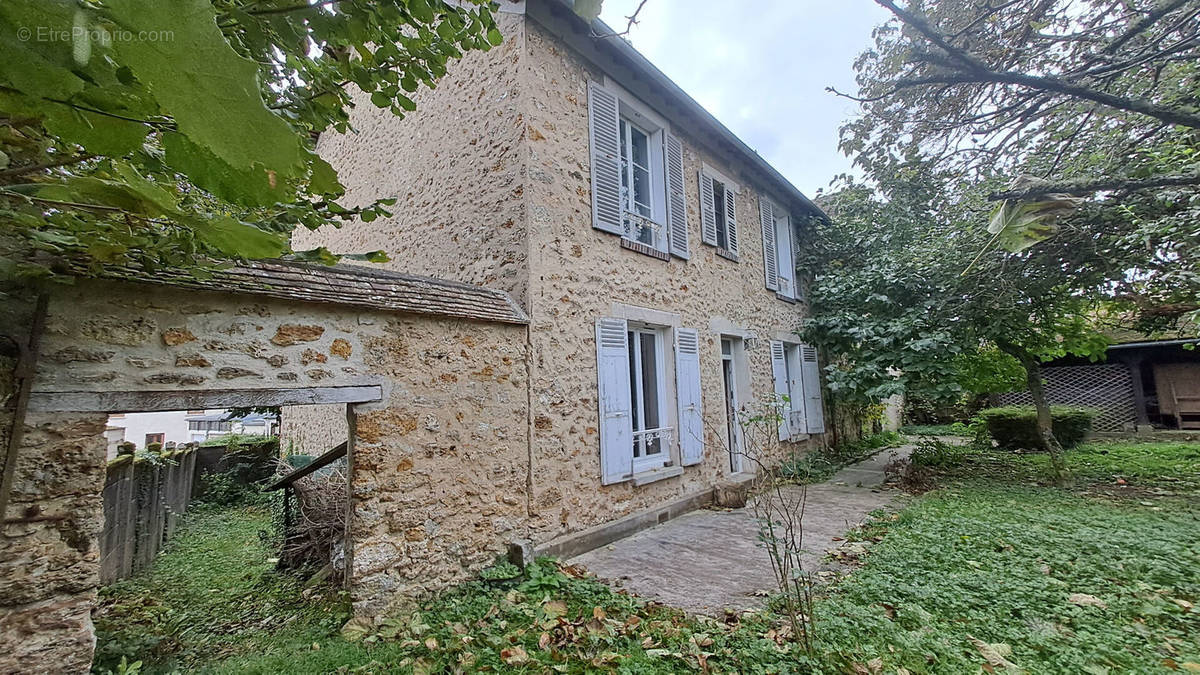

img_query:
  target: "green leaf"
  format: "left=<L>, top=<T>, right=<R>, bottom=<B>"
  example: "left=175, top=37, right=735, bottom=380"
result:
left=573, top=0, right=604, bottom=23
left=194, top=216, right=287, bottom=259
left=102, top=0, right=306, bottom=181
left=162, top=132, right=283, bottom=207
left=487, top=27, right=503, bottom=46
left=308, top=155, right=344, bottom=197
left=42, top=106, right=149, bottom=157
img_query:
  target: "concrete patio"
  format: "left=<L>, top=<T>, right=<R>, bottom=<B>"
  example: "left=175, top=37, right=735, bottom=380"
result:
left=570, top=444, right=913, bottom=615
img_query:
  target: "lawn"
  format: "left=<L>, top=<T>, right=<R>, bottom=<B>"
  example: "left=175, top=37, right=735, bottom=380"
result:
left=94, top=441, right=1200, bottom=673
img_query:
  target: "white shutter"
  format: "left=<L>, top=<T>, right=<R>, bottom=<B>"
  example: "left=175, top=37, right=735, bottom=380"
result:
left=770, top=340, right=790, bottom=441
left=675, top=327, right=704, bottom=466
left=759, top=196, right=778, bottom=290
left=698, top=171, right=717, bottom=246
left=596, top=318, right=633, bottom=484
left=801, top=344, right=825, bottom=434
left=787, top=346, right=807, bottom=435
left=725, top=186, right=738, bottom=255
left=665, top=134, right=689, bottom=259
left=588, top=81, right=623, bottom=235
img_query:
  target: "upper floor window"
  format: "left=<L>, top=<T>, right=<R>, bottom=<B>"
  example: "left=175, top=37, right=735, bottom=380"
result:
left=619, top=116, right=664, bottom=249
left=758, top=196, right=799, bottom=300
left=589, top=80, right=690, bottom=260
left=699, top=165, right=740, bottom=260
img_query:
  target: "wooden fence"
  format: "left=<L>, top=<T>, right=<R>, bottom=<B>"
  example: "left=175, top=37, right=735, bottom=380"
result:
left=99, top=448, right=198, bottom=584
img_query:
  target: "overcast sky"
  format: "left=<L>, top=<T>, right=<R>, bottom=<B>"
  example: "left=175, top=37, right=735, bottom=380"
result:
left=597, top=0, right=893, bottom=198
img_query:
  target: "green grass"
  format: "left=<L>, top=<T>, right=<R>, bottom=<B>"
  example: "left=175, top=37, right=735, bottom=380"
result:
left=95, top=441, right=1200, bottom=674
left=900, top=424, right=968, bottom=436
left=92, top=505, right=348, bottom=674
left=781, top=430, right=905, bottom=484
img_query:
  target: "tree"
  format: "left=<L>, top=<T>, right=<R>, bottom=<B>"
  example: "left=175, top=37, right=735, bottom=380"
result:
left=804, top=164, right=1145, bottom=483
left=838, top=0, right=1200, bottom=269
left=0, top=0, right=502, bottom=280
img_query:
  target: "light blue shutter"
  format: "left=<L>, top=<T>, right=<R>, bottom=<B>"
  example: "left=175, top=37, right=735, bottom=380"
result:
left=675, top=327, right=704, bottom=466
left=801, top=344, right=825, bottom=434
left=596, top=317, right=633, bottom=484
left=770, top=340, right=790, bottom=441
left=725, top=186, right=738, bottom=256
left=665, top=134, right=689, bottom=259
left=699, top=171, right=718, bottom=246
left=759, top=197, right=778, bottom=290
left=588, top=81, right=623, bottom=235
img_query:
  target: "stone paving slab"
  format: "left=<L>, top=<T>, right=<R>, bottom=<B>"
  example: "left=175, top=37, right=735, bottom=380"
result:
left=570, top=445, right=912, bottom=615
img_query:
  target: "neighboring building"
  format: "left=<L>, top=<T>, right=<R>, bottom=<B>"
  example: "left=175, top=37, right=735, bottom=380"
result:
left=289, top=0, right=831, bottom=611
left=105, top=409, right=278, bottom=458
left=999, top=326, right=1200, bottom=431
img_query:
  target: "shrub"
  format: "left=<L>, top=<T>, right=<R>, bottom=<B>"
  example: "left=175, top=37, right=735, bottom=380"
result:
left=977, top=406, right=1096, bottom=450
left=909, top=437, right=970, bottom=468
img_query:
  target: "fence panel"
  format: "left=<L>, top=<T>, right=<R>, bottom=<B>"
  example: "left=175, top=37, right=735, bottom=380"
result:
left=99, top=448, right=198, bottom=583
left=998, top=364, right=1136, bottom=431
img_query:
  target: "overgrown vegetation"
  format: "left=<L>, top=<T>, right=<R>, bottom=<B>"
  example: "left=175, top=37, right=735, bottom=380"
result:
left=781, top=431, right=904, bottom=484
left=94, top=440, right=1200, bottom=673
left=92, top=505, right=345, bottom=674
left=977, top=406, right=1097, bottom=451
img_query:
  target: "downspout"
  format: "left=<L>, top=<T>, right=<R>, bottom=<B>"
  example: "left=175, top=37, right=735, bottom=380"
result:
left=0, top=293, right=49, bottom=521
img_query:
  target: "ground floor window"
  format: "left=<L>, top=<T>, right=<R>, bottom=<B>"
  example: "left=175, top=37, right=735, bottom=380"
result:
left=628, top=326, right=669, bottom=472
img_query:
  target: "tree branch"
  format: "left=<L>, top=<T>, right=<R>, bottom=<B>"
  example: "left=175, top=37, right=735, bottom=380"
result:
left=0, top=153, right=97, bottom=180
left=988, top=174, right=1200, bottom=201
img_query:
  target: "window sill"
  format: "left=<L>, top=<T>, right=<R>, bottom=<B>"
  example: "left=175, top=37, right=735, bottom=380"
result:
left=775, top=292, right=798, bottom=304
left=715, top=247, right=739, bottom=262
left=620, top=238, right=670, bottom=261
left=631, top=464, right=683, bottom=487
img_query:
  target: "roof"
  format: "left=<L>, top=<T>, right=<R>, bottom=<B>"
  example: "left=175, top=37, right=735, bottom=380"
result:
left=94, top=260, right=529, bottom=325
left=530, top=0, right=829, bottom=223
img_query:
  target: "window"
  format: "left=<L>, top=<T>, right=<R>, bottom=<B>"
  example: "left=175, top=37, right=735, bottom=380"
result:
left=588, top=80, right=689, bottom=259
left=144, top=433, right=165, bottom=447
left=627, top=326, right=669, bottom=472
left=758, top=197, right=797, bottom=298
left=700, top=167, right=739, bottom=258
left=774, top=209, right=797, bottom=299
left=595, top=316, right=704, bottom=485
left=770, top=340, right=826, bottom=439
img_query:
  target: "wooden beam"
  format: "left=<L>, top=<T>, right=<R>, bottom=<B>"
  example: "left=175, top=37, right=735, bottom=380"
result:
left=263, top=441, right=348, bottom=492
left=0, top=295, right=49, bottom=520
left=27, top=385, right=383, bottom=413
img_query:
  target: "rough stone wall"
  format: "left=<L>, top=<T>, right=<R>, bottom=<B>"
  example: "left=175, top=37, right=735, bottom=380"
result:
left=349, top=316, right=529, bottom=616
left=0, top=412, right=107, bottom=674
left=518, top=20, right=820, bottom=540
left=279, top=403, right=347, bottom=457
left=35, top=281, right=388, bottom=394
left=292, top=9, right=532, bottom=306
left=3, top=277, right=532, bottom=668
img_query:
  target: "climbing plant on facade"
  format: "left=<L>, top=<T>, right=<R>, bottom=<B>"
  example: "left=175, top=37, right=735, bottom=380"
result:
left=0, top=0, right=501, bottom=280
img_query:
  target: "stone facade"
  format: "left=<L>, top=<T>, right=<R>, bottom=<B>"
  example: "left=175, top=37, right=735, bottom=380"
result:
left=519, top=19, right=818, bottom=539
left=293, top=9, right=531, bottom=305
left=1, top=273, right=530, bottom=667
left=299, top=2, right=826, bottom=552
left=0, top=412, right=107, bottom=674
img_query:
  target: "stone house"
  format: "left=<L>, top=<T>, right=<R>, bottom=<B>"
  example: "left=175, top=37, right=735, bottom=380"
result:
left=290, top=0, right=831, bottom=612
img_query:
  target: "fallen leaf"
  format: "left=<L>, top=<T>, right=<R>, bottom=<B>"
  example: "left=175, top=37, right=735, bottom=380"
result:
left=501, top=645, right=529, bottom=665
left=1182, top=663, right=1200, bottom=673
left=968, top=635, right=1019, bottom=670
left=1069, top=593, right=1108, bottom=609
left=538, top=632, right=551, bottom=649
left=424, top=637, right=438, bottom=650
left=1172, top=599, right=1194, bottom=611
left=542, top=599, right=568, bottom=617
left=593, top=606, right=606, bottom=621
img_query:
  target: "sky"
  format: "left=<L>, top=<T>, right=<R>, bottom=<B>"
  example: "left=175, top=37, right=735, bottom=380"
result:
left=596, top=0, right=893, bottom=198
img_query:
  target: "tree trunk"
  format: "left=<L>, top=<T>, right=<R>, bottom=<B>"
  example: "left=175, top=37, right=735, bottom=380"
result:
left=997, top=341, right=1070, bottom=485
